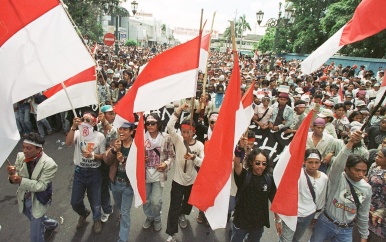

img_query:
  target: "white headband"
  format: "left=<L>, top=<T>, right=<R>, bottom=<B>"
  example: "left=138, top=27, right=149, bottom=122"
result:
left=23, top=139, right=43, bottom=148
left=306, top=153, right=320, bottom=160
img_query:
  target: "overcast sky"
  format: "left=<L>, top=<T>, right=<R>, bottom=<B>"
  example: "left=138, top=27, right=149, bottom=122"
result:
left=122, top=0, right=283, bottom=42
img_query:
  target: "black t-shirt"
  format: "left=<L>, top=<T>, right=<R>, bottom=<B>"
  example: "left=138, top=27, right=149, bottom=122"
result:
left=233, top=169, right=276, bottom=230
left=367, top=125, right=386, bottom=149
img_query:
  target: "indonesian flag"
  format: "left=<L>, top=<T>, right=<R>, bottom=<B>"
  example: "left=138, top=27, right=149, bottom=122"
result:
left=374, top=75, right=386, bottom=106
left=190, top=52, right=252, bottom=229
left=114, top=35, right=201, bottom=124
left=37, top=66, right=97, bottom=120
left=198, top=33, right=210, bottom=72
left=0, top=0, right=95, bottom=167
left=125, top=113, right=146, bottom=207
left=301, top=0, right=386, bottom=74
left=270, top=109, right=315, bottom=231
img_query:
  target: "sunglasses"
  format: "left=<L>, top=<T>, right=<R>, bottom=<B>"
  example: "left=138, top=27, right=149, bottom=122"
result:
left=81, top=117, right=92, bottom=123
left=146, top=122, right=157, bottom=126
left=210, top=121, right=216, bottom=125
left=254, top=161, right=268, bottom=166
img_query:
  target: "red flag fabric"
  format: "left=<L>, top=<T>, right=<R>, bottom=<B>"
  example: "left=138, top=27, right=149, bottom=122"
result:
left=189, top=51, right=241, bottom=212
left=302, top=0, right=386, bottom=74
left=114, top=36, right=201, bottom=123
left=37, top=66, right=97, bottom=120
left=271, top=110, right=315, bottom=230
left=199, top=34, right=210, bottom=72
left=125, top=113, right=146, bottom=207
left=0, top=0, right=95, bottom=167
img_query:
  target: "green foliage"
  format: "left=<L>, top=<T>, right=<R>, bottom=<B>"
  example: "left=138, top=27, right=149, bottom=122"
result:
left=63, top=0, right=131, bottom=43
left=125, top=39, right=137, bottom=47
left=321, top=0, right=386, bottom=58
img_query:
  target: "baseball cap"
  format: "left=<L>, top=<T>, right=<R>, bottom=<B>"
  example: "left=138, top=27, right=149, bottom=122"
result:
left=318, top=109, right=334, bottom=118
left=101, top=105, right=113, bottom=113
left=120, top=122, right=135, bottom=129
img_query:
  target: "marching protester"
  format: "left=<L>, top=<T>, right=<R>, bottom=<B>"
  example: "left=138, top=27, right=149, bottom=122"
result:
left=7, top=133, right=58, bottom=242
left=279, top=149, right=328, bottom=242
left=65, top=112, right=106, bottom=234
left=165, top=103, right=204, bottom=242
left=142, top=113, right=175, bottom=232
left=97, top=105, right=117, bottom=223
left=103, top=121, right=136, bottom=242
left=311, top=130, right=372, bottom=242
left=232, top=140, right=280, bottom=242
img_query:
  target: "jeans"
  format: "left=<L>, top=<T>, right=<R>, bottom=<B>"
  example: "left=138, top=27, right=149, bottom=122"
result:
left=100, top=163, right=112, bottom=215
left=111, top=180, right=134, bottom=242
left=166, top=181, right=193, bottom=236
left=230, top=223, right=264, bottom=242
left=34, top=114, right=52, bottom=137
left=143, top=181, right=163, bottom=222
left=310, top=212, right=353, bottom=242
left=23, top=198, right=58, bottom=242
left=70, top=166, right=102, bottom=221
left=280, top=213, right=314, bottom=242
left=18, top=103, right=32, bottom=134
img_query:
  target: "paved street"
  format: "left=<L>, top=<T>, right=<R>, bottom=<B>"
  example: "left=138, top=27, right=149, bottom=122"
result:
left=0, top=132, right=311, bottom=242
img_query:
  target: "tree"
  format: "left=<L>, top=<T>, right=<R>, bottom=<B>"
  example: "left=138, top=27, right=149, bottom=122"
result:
left=237, top=14, right=251, bottom=48
left=125, top=39, right=137, bottom=47
left=321, top=0, right=386, bottom=58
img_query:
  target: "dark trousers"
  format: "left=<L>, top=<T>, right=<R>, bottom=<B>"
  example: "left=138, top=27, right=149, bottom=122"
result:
left=166, top=181, right=193, bottom=236
left=100, top=163, right=112, bottom=214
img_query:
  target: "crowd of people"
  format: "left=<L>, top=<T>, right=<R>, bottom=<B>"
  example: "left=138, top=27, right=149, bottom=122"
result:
left=7, top=44, right=386, bottom=242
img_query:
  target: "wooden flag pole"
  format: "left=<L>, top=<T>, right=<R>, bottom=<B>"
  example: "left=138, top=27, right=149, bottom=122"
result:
left=202, top=12, right=216, bottom=97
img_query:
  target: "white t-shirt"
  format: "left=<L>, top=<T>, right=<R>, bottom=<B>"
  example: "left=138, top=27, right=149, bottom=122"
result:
left=298, top=170, right=328, bottom=217
left=72, top=130, right=106, bottom=168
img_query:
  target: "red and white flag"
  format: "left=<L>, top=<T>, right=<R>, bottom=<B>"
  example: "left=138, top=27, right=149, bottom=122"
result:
left=190, top=53, right=253, bottom=229
left=198, top=33, right=210, bottom=72
left=337, top=82, right=344, bottom=103
left=270, top=110, right=315, bottom=231
left=301, top=0, right=386, bottom=74
left=125, top=113, right=146, bottom=207
left=0, top=0, right=95, bottom=166
left=113, top=35, right=201, bottom=124
left=37, top=66, right=97, bottom=120
left=374, top=75, right=386, bottom=106
left=91, top=43, right=98, bottom=55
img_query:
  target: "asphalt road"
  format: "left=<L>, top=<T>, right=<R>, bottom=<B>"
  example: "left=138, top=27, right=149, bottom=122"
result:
left=0, top=132, right=312, bottom=242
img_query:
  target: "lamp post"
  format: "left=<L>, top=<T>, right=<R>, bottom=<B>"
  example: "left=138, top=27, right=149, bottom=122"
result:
left=256, top=2, right=295, bottom=70
left=104, top=1, right=138, bottom=55
left=128, top=0, right=138, bottom=41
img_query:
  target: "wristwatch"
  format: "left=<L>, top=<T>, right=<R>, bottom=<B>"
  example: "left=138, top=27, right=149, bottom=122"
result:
left=274, top=218, right=282, bottom=223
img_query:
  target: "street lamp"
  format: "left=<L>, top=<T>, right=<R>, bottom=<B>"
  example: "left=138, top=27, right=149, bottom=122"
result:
left=128, top=0, right=138, bottom=43
left=256, top=2, right=295, bottom=70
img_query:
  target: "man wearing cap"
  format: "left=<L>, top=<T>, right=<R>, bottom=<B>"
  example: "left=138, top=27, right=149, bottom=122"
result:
left=322, top=100, right=334, bottom=111
left=103, top=121, right=136, bottom=241
left=268, top=92, right=294, bottom=132
left=106, top=69, right=114, bottom=85
left=306, top=118, right=338, bottom=174
left=97, top=105, right=118, bottom=223
left=165, top=104, right=204, bottom=242
left=318, top=109, right=337, bottom=138
left=65, top=112, right=106, bottom=234
left=7, top=133, right=59, bottom=241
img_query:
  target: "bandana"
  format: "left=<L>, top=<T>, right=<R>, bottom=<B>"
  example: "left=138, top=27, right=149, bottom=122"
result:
left=24, top=150, right=43, bottom=163
left=209, top=113, right=219, bottom=121
left=83, top=113, right=97, bottom=124
left=23, top=139, right=43, bottom=148
left=145, top=131, right=161, bottom=150
left=295, top=104, right=306, bottom=108
left=306, top=153, right=321, bottom=160
left=181, top=124, right=195, bottom=131
left=146, top=115, right=158, bottom=123
left=80, top=123, right=95, bottom=141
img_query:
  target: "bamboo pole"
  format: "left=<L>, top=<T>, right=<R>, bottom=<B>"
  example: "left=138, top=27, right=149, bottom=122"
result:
left=202, top=12, right=216, bottom=97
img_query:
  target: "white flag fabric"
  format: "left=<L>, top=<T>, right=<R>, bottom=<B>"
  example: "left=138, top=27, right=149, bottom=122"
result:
left=0, top=0, right=95, bottom=166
